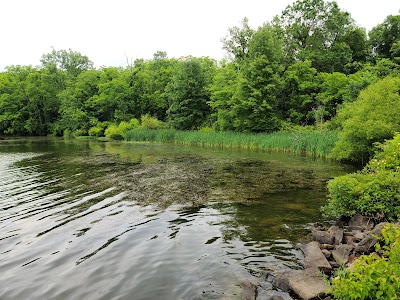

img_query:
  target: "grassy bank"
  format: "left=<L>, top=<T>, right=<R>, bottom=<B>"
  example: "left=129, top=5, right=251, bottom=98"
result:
left=123, top=128, right=338, bottom=158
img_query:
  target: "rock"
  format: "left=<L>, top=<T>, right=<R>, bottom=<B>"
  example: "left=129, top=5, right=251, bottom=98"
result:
left=312, top=229, right=335, bottom=244
left=329, top=261, right=340, bottom=268
left=302, top=242, right=332, bottom=273
left=343, top=235, right=355, bottom=245
left=272, top=271, right=295, bottom=292
left=267, top=293, right=294, bottom=300
left=269, top=296, right=285, bottom=300
left=240, top=282, right=257, bottom=300
left=355, top=222, right=388, bottom=254
left=288, top=267, right=328, bottom=300
left=331, top=244, right=353, bottom=265
left=348, top=214, right=374, bottom=231
left=346, top=255, right=358, bottom=270
left=328, top=225, right=344, bottom=245
left=353, top=230, right=367, bottom=242
left=319, top=244, right=335, bottom=250
left=321, top=249, right=331, bottom=259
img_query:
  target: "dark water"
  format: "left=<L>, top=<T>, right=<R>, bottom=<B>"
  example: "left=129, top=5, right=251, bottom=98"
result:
left=0, top=138, right=353, bottom=299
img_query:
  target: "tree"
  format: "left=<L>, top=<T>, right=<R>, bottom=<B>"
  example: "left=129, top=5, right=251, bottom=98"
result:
left=57, top=69, right=101, bottom=135
left=0, top=66, right=32, bottom=135
left=166, top=58, right=214, bottom=130
left=332, top=76, right=400, bottom=163
left=40, top=48, right=94, bottom=77
left=276, top=0, right=360, bottom=73
left=369, top=15, right=400, bottom=61
left=221, top=17, right=255, bottom=66
left=208, top=60, right=239, bottom=131
left=230, top=24, right=284, bottom=132
left=279, top=60, right=318, bottom=125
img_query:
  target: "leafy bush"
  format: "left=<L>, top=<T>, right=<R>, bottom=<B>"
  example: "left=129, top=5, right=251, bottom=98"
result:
left=140, top=114, right=165, bottom=130
left=330, top=224, right=400, bottom=299
left=323, top=133, right=400, bottom=220
left=88, top=122, right=111, bottom=137
left=331, top=76, right=400, bottom=163
left=104, top=118, right=139, bottom=140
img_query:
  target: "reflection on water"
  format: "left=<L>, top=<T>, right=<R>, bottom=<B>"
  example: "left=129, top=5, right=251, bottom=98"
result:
left=0, top=138, right=353, bottom=299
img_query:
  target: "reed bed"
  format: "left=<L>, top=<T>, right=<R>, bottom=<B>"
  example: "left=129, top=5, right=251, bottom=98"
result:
left=123, top=128, right=338, bottom=158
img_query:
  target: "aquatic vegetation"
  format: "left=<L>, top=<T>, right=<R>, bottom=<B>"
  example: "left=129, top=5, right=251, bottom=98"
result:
left=123, top=128, right=338, bottom=158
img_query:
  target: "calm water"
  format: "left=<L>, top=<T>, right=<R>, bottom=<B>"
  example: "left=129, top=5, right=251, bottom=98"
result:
left=0, top=138, right=353, bottom=299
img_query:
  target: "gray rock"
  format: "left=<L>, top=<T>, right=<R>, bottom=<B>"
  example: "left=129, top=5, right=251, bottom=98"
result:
left=272, top=271, right=295, bottom=292
left=312, top=229, right=335, bottom=244
left=302, top=241, right=332, bottom=273
left=348, top=214, right=374, bottom=231
left=267, top=292, right=294, bottom=300
left=353, top=230, right=367, bottom=242
left=240, top=282, right=257, bottom=300
left=328, top=225, right=344, bottom=245
left=269, top=296, right=285, bottom=300
left=331, top=244, right=353, bottom=265
left=321, top=249, right=331, bottom=259
left=288, top=267, right=328, bottom=300
left=343, top=235, right=355, bottom=245
left=355, top=222, right=388, bottom=253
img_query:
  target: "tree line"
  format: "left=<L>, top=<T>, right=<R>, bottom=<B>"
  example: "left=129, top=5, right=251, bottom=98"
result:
left=1, top=0, right=399, bottom=146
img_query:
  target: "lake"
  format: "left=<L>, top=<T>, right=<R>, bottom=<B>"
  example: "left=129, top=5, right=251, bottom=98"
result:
left=0, top=138, right=353, bottom=299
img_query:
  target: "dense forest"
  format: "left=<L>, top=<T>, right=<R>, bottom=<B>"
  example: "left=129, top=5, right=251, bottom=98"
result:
left=1, top=0, right=399, bottom=164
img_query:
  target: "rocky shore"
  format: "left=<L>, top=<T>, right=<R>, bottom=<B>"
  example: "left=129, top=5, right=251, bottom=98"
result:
left=262, top=215, right=389, bottom=300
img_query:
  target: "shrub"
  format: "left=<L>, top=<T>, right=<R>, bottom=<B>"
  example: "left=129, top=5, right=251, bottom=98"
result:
left=331, top=76, right=400, bottom=164
left=323, top=133, right=400, bottom=220
left=140, top=114, right=165, bottom=130
left=104, top=118, right=139, bottom=140
left=330, top=224, right=400, bottom=299
left=88, top=122, right=111, bottom=137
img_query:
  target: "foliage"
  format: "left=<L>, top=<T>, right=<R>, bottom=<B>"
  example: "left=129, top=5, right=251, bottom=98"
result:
left=323, top=133, right=400, bottom=220
left=140, top=114, right=166, bottom=130
left=104, top=118, right=139, bottom=140
left=275, top=0, right=365, bottom=72
left=369, top=15, right=400, bottom=61
left=40, top=47, right=93, bottom=77
left=221, top=17, right=254, bottom=65
left=166, top=58, right=214, bottom=130
left=0, top=7, right=399, bottom=139
left=230, top=24, right=284, bottom=132
left=330, top=224, right=400, bottom=299
left=331, top=76, right=400, bottom=163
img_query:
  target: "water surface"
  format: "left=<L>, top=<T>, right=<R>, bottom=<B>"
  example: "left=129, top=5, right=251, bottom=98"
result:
left=0, top=138, right=353, bottom=299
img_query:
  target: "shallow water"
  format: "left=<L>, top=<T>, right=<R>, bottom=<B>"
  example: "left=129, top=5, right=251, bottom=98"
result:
left=0, top=138, right=353, bottom=299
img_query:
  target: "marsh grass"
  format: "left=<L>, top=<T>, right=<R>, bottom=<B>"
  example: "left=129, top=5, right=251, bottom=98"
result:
left=124, top=129, right=338, bottom=158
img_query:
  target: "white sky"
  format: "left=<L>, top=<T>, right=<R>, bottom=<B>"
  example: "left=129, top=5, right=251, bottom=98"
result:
left=1, top=0, right=399, bottom=70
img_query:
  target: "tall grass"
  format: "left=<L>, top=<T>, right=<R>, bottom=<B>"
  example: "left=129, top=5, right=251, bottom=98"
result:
left=123, top=128, right=338, bottom=158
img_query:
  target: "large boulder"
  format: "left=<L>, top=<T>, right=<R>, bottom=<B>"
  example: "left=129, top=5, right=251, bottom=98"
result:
left=348, top=215, right=374, bottom=231
left=302, top=242, right=332, bottom=273
left=312, top=229, right=334, bottom=244
left=288, top=268, right=329, bottom=300
left=331, top=244, right=353, bottom=265
left=355, top=222, right=388, bottom=253
left=272, top=271, right=297, bottom=292
left=328, top=226, right=344, bottom=245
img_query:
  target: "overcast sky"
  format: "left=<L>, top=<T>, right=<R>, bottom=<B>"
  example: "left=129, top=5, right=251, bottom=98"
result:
left=1, top=0, right=399, bottom=70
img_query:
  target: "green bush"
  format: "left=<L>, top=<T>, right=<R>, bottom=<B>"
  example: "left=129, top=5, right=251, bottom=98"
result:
left=88, top=122, right=111, bottom=137
left=331, top=76, right=400, bottom=163
left=140, top=114, right=165, bottom=130
left=330, top=224, right=400, bottom=299
left=104, top=118, right=139, bottom=140
left=323, top=133, right=400, bottom=220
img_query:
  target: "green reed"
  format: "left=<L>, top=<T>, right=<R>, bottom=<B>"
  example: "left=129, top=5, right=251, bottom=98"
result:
left=123, top=128, right=338, bottom=158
